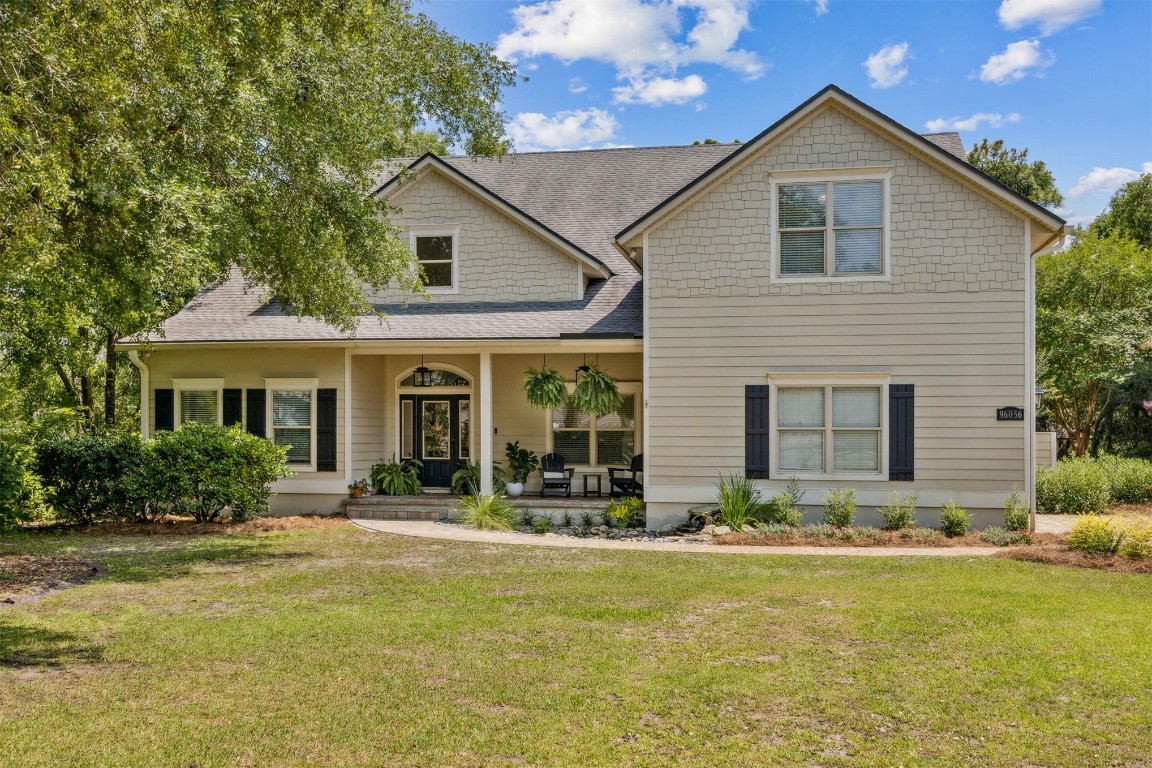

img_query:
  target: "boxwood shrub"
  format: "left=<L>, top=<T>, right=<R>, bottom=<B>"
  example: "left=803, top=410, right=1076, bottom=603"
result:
left=0, top=441, right=31, bottom=531
left=35, top=433, right=152, bottom=525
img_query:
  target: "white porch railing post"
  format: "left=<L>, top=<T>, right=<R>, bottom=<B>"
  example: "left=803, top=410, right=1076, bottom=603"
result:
left=480, top=351, right=493, bottom=495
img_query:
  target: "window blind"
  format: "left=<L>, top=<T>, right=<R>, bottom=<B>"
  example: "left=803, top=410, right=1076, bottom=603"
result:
left=180, top=391, right=217, bottom=425
left=831, top=388, right=881, bottom=428
left=778, top=388, right=824, bottom=427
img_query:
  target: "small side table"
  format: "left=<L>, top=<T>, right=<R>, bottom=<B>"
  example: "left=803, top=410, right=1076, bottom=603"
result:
left=581, top=473, right=603, bottom=497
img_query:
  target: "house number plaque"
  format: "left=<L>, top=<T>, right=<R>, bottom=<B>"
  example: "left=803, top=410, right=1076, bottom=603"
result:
left=996, top=406, right=1025, bottom=421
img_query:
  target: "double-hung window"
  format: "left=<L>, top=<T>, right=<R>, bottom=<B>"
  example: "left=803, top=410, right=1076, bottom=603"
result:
left=410, top=227, right=459, bottom=292
left=265, top=378, right=317, bottom=468
left=172, top=378, right=223, bottom=426
left=773, top=172, right=888, bottom=280
left=774, top=381, right=885, bottom=477
left=549, top=388, right=639, bottom=466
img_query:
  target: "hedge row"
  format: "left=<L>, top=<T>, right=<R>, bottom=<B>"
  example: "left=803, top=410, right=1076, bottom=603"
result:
left=1036, top=456, right=1152, bottom=515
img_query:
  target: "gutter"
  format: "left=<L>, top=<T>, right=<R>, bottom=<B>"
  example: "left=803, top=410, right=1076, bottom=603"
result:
left=128, top=351, right=149, bottom=438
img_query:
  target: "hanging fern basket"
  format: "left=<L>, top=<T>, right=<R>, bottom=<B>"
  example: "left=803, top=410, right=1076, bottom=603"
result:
left=522, top=366, right=568, bottom=410
left=572, top=363, right=623, bottom=418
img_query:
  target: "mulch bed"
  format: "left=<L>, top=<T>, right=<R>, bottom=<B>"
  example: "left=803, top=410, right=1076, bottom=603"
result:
left=995, top=545, right=1152, bottom=573
left=714, top=531, right=1064, bottom=548
left=17, top=514, right=349, bottom=538
left=0, top=554, right=106, bottom=603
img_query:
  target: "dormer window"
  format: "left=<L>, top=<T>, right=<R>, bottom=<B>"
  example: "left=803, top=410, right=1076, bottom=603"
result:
left=411, top=226, right=459, bottom=293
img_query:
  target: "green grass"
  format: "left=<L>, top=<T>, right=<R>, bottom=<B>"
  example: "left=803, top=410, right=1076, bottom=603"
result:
left=2, top=523, right=1151, bottom=767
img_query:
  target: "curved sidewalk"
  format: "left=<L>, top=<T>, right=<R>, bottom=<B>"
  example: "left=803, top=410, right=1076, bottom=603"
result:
left=350, top=519, right=998, bottom=557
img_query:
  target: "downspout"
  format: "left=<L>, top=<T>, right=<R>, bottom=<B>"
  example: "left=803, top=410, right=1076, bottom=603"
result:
left=128, top=351, right=149, bottom=438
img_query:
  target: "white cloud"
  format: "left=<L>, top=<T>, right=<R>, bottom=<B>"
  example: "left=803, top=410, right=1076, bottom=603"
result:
left=1069, top=163, right=1152, bottom=197
left=506, top=108, right=620, bottom=151
left=613, top=74, right=707, bottom=105
left=998, top=0, right=1102, bottom=36
left=925, top=111, right=1022, bottom=132
left=811, top=0, right=829, bottom=15
left=979, top=39, right=1055, bottom=84
left=863, top=42, right=911, bottom=89
left=494, top=0, right=763, bottom=108
left=568, top=77, right=589, bottom=94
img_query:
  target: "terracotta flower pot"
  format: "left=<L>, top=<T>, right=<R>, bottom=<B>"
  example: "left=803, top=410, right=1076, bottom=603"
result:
left=351, top=489, right=364, bottom=499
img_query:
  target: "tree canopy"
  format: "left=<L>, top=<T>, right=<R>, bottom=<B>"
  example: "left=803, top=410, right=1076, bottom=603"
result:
left=1090, top=174, right=1152, bottom=248
left=1036, top=232, right=1152, bottom=456
left=0, top=0, right=516, bottom=430
left=967, top=139, right=1063, bottom=209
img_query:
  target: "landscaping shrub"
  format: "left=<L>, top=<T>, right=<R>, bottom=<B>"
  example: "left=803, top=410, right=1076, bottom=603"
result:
left=878, top=491, right=917, bottom=531
left=518, top=506, right=536, bottom=528
left=1004, top=486, right=1030, bottom=532
left=149, top=424, right=288, bottom=523
left=605, top=496, right=644, bottom=529
left=1067, top=515, right=1126, bottom=555
left=533, top=514, right=553, bottom=534
left=763, top=477, right=804, bottom=527
left=822, top=488, right=856, bottom=527
left=939, top=501, right=970, bottom=537
left=34, top=432, right=152, bottom=524
left=1036, top=459, right=1112, bottom=514
left=371, top=456, right=422, bottom=495
left=457, top=493, right=516, bottom=531
left=1099, top=456, right=1152, bottom=504
left=0, top=441, right=32, bottom=530
left=716, top=473, right=761, bottom=532
left=981, top=526, right=1031, bottom=546
left=1118, top=519, right=1152, bottom=559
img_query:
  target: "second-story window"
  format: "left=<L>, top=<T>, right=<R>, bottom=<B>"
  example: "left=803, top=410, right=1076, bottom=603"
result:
left=414, top=233, right=456, bottom=290
left=774, top=176, right=887, bottom=279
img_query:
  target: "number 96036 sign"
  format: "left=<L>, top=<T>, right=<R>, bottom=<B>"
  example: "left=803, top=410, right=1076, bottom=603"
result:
left=997, top=406, right=1025, bottom=421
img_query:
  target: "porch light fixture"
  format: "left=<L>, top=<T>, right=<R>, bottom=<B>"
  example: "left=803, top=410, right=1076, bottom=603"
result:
left=413, top=356, right=433, bottom=387
left=1035, top=386, right=1046, bottom=411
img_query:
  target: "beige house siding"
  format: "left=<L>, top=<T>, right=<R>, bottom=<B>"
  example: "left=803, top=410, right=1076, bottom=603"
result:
left=373, top=169, right=581, bottom=305
left=1035, top=431, right=1058, bottom=468
left=643, top=105, right=1029, bottom=524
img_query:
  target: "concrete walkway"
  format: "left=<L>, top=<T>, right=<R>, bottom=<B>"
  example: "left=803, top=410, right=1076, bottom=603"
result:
left=1034, top=515, right=1075, bottom=534
left=350, top=519, right=999, bottom=557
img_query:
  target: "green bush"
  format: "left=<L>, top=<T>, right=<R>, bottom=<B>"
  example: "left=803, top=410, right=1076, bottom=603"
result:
left=822, top=488, right=856, bottom=527
left=981, top=526, right=1031, bottom=546
left=1036, top=459, right=1111, bottom=514
left=878, top=491, right=917, bottom=531
left=1118, top=520, right=1152, bottom=559
left=149, top=424, right=288, bottom=523
left=457, top=493, right=516, bottom=531
left=34, top=432, right=152, bottom=524
left=939, top=501, right=970, bottom=537
left=1004, top=486, right=1030, bottom=532
left=1099, top=456, right=1152, bottom=504
left=533, top=514, right=553, bottom=534
left=605, top=496, right=644, bottom=529
left=0, top=441, right=32, bottom=530
left=715, top=473, right=761, bottom=532
left=1067, top=515, right=1125, bottom=554
left=763, top=478, right=804, bottom=527
left=371, top=456, right=423, bottom=496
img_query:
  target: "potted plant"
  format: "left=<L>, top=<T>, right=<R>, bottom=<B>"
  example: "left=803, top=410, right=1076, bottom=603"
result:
left=572, top=362, right=622, bottom=418
left=348, top=478, right=373, bottom=499
left=370, top=456, right=423, bottom=496
left=503, top=441, right=538, bottom=497
left=522, top=365, right=568, bottom=410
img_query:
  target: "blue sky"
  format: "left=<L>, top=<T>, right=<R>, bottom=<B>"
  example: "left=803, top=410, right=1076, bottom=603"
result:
left=421, top=0, right=1151, bottom=226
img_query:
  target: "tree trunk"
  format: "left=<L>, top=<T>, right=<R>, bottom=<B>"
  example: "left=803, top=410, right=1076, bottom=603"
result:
left=104, top=328, right=118, bottom=428
left=78, top=326, right=94, bottom=427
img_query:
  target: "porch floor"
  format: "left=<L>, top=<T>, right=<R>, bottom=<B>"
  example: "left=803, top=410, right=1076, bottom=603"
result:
left=343, top=493, right=615, bottom=521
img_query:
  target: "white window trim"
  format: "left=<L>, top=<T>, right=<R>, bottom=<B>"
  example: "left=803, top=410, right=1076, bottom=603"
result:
left=544, top=382, right=643, bottom=470
left=769, top=168, right=892, bottom=284
left=172, top=377, right=224, bottom=426
left=265, top=377, right=319, bottom=472
left=767, top=373, right=889, bottom=481
left=409, top=225, right=460, bottom=295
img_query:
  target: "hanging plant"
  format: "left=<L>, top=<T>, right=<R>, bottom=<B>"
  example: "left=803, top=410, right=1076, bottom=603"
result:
left=572, top=363, right=622, bottom=418
left=522, top=366, right=568, bottom=410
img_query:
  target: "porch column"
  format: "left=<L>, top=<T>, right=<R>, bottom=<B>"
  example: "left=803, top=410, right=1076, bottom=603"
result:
left=480, top=351, right=493, bottom=495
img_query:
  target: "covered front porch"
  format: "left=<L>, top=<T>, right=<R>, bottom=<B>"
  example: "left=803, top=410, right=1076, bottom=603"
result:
left=345, top=341, right=643, bottom=501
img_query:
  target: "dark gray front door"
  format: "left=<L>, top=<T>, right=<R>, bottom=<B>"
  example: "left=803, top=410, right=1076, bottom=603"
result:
left=400, top=395, right=470, bottom=488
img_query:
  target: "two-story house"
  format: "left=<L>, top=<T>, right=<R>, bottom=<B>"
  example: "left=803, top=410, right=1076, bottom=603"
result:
left=123, top=85, right=1066, bottom=529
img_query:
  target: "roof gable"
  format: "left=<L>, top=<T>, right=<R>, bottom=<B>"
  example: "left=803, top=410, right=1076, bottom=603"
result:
left=616, top=85, right=1065, bottom=254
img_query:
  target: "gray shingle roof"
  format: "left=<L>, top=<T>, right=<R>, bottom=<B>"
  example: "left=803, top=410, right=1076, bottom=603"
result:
left=142, top=128, right=970, bottom=345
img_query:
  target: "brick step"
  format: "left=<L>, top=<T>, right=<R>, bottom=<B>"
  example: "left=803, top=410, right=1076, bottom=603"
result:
left=350, top=507, right=446, bottom=522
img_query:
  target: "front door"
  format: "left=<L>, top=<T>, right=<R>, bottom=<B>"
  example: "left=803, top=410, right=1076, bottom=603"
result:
left=400, top=395, right=470, bottom=488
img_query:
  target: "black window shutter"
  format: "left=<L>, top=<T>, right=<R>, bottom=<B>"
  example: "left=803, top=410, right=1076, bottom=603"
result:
left=745, top=384, right=771, bottom=479
left=317, top=388, right=338, bottom=472
left=155, top=389, right=174, bottom=432
left=889, top=384, right=915, bottom=481
left=246, top=389, right=266, bottom=438
left=223, top=389, right=243, bottom=427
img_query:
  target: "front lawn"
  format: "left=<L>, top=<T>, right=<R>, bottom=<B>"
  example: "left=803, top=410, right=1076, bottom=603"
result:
left=2, top=522, right=1150, bottom=767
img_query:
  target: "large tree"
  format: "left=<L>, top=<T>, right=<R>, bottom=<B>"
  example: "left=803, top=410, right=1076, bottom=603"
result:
left=967, top=139, right=1063, bottom=209
left=1090, top=173, right=1152, bottom=248
left=0, top=0, right=515, bottom=429
left=1036, top=232, right=1152, bottom=456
